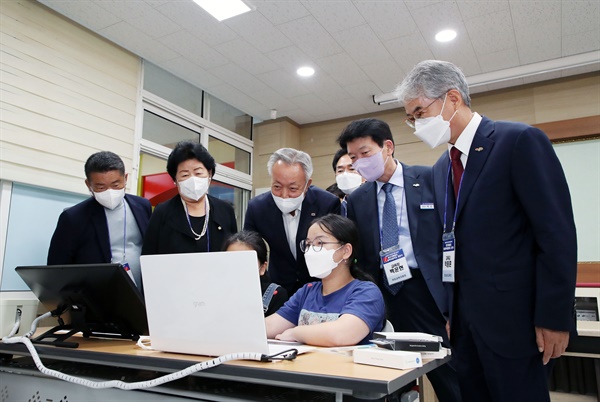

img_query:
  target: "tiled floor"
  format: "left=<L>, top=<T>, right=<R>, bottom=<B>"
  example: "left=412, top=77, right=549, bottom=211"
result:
left=550, top=391, right=598, bottom=402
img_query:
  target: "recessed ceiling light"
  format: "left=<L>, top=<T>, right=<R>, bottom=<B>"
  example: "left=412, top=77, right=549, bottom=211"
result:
left=435, top=29, right=457, bottom=43
left=296, top=66, right=315, bottom=77
left=193, top=0, right=251, bottom=22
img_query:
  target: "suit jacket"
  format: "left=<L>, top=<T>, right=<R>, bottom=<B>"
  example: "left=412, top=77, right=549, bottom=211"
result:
left=243, top=186, right=340, bottom=294
left=47, top=194, right=152, bottom=265
left=433, top=116, right=577, bottom=358
left=346, top=164, right=450, bottom=319
left=141, top=194, right=237, bottom=255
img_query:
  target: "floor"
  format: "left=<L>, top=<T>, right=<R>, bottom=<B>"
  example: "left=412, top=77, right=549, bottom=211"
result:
left=550, top=391, right=598, bottom=402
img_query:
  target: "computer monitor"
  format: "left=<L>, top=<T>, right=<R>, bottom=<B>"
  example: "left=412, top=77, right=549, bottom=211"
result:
left=15, top=264, right=148, bottom=348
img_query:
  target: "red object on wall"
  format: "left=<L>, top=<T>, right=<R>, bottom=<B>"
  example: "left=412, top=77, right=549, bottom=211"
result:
left=142, top=172, right=177, bottom=207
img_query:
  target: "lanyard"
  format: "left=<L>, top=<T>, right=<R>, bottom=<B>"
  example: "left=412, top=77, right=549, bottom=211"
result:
left=378, top=185, right=405, bottom=249
left=122, top=200, right=127, bottom=261
left=443, top=160, right=464, bottom=233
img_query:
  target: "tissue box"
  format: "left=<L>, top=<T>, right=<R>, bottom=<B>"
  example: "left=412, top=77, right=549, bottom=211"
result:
left=354, top=348, right=422, bottom=370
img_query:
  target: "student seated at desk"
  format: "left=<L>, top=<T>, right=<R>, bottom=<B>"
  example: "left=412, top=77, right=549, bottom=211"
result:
left=266, top=214, right=385, bottom=346
left=223, top=230, right=289, bottom=317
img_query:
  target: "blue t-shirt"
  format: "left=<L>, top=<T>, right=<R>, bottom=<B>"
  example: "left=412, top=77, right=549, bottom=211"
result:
left=276, top=279, right=385, bottom=345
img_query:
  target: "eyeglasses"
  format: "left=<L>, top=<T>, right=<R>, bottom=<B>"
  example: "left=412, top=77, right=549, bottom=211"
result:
left=404, top=96, right=442, bottom=128
left=299, top=239, right=342, bottom=253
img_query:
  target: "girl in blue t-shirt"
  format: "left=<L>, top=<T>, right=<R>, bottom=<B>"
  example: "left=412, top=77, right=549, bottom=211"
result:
left=266, top=214, right=385, bottom=346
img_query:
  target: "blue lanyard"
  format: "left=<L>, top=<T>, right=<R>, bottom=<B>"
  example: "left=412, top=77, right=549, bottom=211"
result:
left=122, top=201, right=127, bottom=261
left=378, top=184, right=405, bottom=249
left=443, top=160, right=464, bottom=233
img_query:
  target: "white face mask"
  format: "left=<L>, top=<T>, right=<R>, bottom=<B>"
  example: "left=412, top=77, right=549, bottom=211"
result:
left=93, top=188, right=125, bottom=210
left=178, top=176, right=210, bottom=201
left=305, top=245, right=344, bottom=279
left=271, top=183, right=308, bottom=214
left=336, top=172, right=362, bottom=195
left=413, top=94, right=458, bottom=149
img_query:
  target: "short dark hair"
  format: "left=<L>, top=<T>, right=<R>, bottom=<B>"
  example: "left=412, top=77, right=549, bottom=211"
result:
left=332, top=148, right=348, bottom=172
left=222, top=230, right=269, bottom=266
left=325, top=183, right=345, bottom=201
left=309, top=214, right=372, bottom=281
left=84, top=151, right=125, bottom=180
left=166, top=141, right=216, bottom=181
left=337, top=118, right=395, bottom=151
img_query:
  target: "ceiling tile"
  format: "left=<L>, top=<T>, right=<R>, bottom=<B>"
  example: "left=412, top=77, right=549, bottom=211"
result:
left=360, top=59, right=405, bottom=93
left=301, top=0, right=365, bottom=33
left=477, top=47, right=521, bottom=73
left=516, top=35, right=562, bottom=65
left=316, top=53, right=370, bottom=86
left=562, top=1, right=600, bottom=36
left=385, top=31, right=436, bottom=73
left=457, top=0, right=509, bottom=21
left=333, top=24, right=392, bottom=66
left=332, top=97, right=369, bottom=117
left=510, top=1, right=561, bottom=42
left=38, top=0, right=121, bottom=31
left=466, top=10, right=517, bottom=55
left=158, top=31, right=229, bottom=70
left=214, top=38, right=279, bottom=75
left=224, top=12, right=291, bottom=53
left=404, top=0, right=452, bottom=12
left=205, top=83, right=262, bottom=111
left=267, top=46, right=314, bottom=72
left=344, top=80, right=386, bottom=102
left=354, top=1, right=418, bottom=41
left=563, top=30, right=600, bottom=57
left=291, top=93, right=337, bottom=117
left=305, top=76, right=352, bottom=102
left=278, top=15, right=343, bottom=58
left=257, top=1, right=310, bottom=25
left=411, top=1, right=466, bottom=44
left=98, top=21, right=180, bottom=63
left=155, top=1, right=238, bottom=46
left=208, top=63, right=273, bottom=95
left=256, top=69, right=311, bottom=98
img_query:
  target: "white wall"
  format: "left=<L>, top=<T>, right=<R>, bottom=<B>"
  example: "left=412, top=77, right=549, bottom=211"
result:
left=0, top=0, right=140, bottom=195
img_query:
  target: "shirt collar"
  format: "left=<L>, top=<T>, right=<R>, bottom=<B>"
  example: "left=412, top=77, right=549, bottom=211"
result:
left=448, top=112, right=482, bottom=156
left=376, top=160, right=404, bottom=192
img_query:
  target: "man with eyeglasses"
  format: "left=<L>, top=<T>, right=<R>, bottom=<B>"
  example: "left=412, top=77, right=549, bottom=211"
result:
left=244, top=148, right=340, bottom=296
left=396, top=60, right=577, bottom=402
left=337, top=118, right=461, bottom=402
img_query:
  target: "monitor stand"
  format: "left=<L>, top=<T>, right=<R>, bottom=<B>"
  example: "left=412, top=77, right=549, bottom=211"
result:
left=31, top=304, right=140, bottom=348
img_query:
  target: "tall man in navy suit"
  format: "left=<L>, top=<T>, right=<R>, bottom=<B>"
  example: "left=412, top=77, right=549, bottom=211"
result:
left=48, top=151, right=152, bottom=289
left=397, top=60, right=577, bottom=402
left=338, top=118, right=461, bottom=402
left=244, top=148, right=340, bottom=295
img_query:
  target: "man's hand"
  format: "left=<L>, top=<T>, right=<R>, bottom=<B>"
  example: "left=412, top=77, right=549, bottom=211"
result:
left=535, top=326, right=569, bottom=365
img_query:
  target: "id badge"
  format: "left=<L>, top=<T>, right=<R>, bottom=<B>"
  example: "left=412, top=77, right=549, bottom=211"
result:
left=442, top=232, right=455, bottom=283
left=380, top=245, right=412, bottom=285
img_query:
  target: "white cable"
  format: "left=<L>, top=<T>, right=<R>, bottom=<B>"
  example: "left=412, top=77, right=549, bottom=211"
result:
left=1, top=313, right=279, bottom=390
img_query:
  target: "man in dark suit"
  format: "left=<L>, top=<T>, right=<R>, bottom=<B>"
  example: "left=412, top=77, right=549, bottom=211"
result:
left=244, top=148, right=340, bottom=295
left=338, top=118, right=461, bottom=402
left=397, top=60, right=577, bottom=402
left=48, top=151, right=152, bottom=289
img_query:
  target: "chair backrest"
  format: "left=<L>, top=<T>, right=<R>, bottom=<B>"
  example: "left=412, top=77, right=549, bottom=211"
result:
left=382, top=319, right=394, bottom=332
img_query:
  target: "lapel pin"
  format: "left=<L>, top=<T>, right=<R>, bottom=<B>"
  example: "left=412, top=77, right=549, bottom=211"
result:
left=475, top=147, right=484, bottom=152
left=217, top=226, right=222, bottom=231
left=412, top=183, right=420, bottom=187
left=311, top=212, right=316, bottom=216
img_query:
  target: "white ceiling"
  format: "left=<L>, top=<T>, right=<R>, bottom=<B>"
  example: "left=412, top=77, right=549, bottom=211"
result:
left=38, top=0, right=600, bottom=125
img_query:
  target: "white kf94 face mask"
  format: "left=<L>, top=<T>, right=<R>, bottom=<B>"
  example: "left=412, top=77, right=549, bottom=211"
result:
left=93, top=188, right=125, bottom=210
left=336, top=172, right=362, bottom=195
left=413, top=94, right=458, bottom=149
left=178, top=176, right=209, bottom=201
left=305, top=245, right=344, bottom=279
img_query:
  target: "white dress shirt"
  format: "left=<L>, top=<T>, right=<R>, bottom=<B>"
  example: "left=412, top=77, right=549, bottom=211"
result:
left=375, top=161, right=418, bottom=269
left=448, top=112, right=483, bottom=169
left=282, top=206, right=301, bottom=260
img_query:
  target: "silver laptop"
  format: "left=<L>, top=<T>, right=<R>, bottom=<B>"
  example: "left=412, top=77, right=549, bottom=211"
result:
left=141, top=251, right=293, bottom=356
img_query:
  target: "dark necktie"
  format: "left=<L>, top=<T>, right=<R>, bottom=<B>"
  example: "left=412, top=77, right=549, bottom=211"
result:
left=381, top=183, right=402, bottom=295
left=450, top=146, right=464, bottom=198
left=341, top=198, right=347, bottom=217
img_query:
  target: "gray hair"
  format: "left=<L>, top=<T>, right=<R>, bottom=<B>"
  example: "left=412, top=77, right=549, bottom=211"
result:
left=267, top=148, right=313, bottom=181
left=396, top=60, right=471, bottom=107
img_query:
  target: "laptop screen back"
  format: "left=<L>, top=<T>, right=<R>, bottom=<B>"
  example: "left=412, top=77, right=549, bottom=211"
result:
left=140, top=251, right=269, bottom=356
